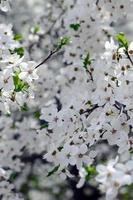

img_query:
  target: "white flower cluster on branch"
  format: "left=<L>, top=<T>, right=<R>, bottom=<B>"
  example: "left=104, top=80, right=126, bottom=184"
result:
left=96, top=157, right=133, bottom=200
left=39, top=22, right=133, bottom=200
left=1, top=0, right=133, bottom=200
left=0, top=24, right=39, bottom=113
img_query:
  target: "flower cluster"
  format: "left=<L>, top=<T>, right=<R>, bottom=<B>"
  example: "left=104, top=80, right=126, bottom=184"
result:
left=1, top=0, right=133, bottom=200
left=0, top=24, right=38, bottom=113
left=96, top=157, right=133, bottom=200
left=39, top=32, right=133, bottom=199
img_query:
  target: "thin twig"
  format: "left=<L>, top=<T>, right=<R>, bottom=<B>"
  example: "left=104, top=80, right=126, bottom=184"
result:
left=80, top=104, right=99, bottom=115
left=126, top=51, right=133, bottom=66
left=86, top=69, right=94, bottom=81
left=28, top=10, right=65, bottom=54
left=35, top=47, right=60, bottom=69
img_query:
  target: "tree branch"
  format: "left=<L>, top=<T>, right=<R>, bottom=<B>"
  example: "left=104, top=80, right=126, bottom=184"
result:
left=35, top=47, right=60, bottom=69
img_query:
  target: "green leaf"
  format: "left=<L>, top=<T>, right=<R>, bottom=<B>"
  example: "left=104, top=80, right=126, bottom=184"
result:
left=20, top=183, right=29, bottom=195
left=21, top=103, right=29, bottom=112
left=29, top=174, right=39, bottom=188
left=33, top=25, right=40, bottom=34
left=13, top=72, right=29, bottom=92
left=115, top=32, right=128, bottom=50
left=9, top=172, right=18, bottom=182
left=120, top=184, right=133, bottom=200
left=47, top=165, right=60, bottom=177
left=82, top=53, right=92, bottom=69
left=70, top=23, right=80, bottom=31
left=57, top=36, right=70, bottom=49
left=14, top=34, right=23, bottom=41
left=40, top=123, right=48, bottom=129
left=85, top=166, right=96, bottom=181
left=14, top=47, right=24, bottom=57
left=33, top=110, right=41, bottom=119
left=129, top=148, right=133, bottom=154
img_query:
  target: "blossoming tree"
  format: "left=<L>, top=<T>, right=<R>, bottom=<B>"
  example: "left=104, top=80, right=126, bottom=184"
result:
left=1, top=0, right=133, bottom=200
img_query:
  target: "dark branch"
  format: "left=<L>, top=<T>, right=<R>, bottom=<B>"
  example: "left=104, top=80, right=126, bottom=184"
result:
left=126, top=51, right=133, bottom=66
left=35, top=47, right=60, bottom=69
